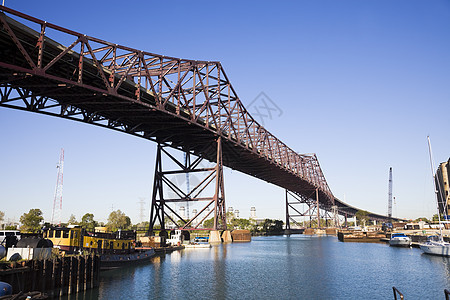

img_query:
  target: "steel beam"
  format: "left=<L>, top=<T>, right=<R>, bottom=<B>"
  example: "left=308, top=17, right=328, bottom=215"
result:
left=148, top=138, right=226, bottom=235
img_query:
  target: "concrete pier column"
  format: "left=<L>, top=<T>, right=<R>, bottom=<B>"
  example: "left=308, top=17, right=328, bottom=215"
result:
left=209, top=230, right=222, bottom=243
left=222, top=230, right=232, bottom=243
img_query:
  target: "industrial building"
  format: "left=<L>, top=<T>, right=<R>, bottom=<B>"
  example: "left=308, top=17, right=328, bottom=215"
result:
left=436, top=158, right=450, bottom=217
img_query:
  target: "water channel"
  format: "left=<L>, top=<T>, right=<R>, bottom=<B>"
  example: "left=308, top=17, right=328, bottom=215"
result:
left=65, top=235, right=450, bottom=299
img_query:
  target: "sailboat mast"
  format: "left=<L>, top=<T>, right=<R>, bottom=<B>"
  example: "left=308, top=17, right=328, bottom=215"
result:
left=427, top=136, right=443, bottom=238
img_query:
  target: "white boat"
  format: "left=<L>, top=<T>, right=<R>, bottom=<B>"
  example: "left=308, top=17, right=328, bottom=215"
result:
left=419, top=137, right=450, bottom=256
left=389, top=233, right=411, bottom=247
left=167, top=230, right=184, bottom=246
left=420, top=235, right=450, bottom=256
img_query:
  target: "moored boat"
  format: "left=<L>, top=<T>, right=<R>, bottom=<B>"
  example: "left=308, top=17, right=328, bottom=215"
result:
left=389, top=233, right=411, bottom=247
left=44, top=226, right=156, bottom=269
left=100, top=247, right=156, bottom=270
left=167, top=229, right=184, bottom=246
left=419, top=137, right=450, bottom=257
left=419, top=235, right=450, bottom=257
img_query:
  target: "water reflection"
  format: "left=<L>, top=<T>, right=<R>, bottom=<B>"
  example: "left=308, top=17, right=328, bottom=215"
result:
left=421, top=253, right=450, bottom=280
left=212, top=244, right=227, bottom=299
left=63, top=236, right=450, bottom=299
left=151, top=255, right=164, bottom=299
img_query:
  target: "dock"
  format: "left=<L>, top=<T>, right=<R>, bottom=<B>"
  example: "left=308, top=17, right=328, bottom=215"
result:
left=344, top=230, right=450, bottom=248
left=0, top=254, right=99, bottom=298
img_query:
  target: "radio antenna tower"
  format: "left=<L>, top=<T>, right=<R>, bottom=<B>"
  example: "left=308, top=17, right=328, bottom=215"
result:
left=51, top=148, right=64, bottom=226
left=388, top=167, right=393, bottom=219
left=137, top=197, right=146, bottom=224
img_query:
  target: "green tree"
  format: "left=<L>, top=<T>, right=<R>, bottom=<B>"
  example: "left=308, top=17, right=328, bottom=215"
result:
left=177, top=219, right=189, bottom=228
left=248, top=218, right=259, bottom=233
left=107, top=210, right=131, bottom=231
left=355, top=210, right=370, bottom=227
left=432, top=214, right=443, bottom=222
left=272, top=220, right=284, bottom=232
left=415, top=217, right=430, bottom=223
left=133, top=221, right=149, bottom=232
left=20, top=209, right=44, bottom=233
left=226, top=211, right=235, bottom=229
left=262, top=219, right=273, bottom=232
left=203, top=217, right=214, bottom=229
left=231, top=218, right=251, bottom=230
left=164, top=216, right=174, bottom=227
left=258, top=219, right=284, bottom=233
left=68, top=214, right=78, bottom=225
left=80, top=213, right=97, bottom=231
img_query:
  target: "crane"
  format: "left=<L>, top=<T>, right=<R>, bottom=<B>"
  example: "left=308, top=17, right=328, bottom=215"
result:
left=388, top=167, right=393, bottom=219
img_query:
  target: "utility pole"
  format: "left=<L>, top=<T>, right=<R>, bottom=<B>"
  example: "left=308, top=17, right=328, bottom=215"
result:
left=388, top=167, right=393, bottom=219
left=51, top=148, right=64, bottom=226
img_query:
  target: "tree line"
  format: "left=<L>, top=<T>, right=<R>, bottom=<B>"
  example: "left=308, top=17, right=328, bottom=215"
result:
left=1, top=209, right=286, bottom=235
left=1, top=208, right=441, bottom=234
left=0, top=209, right=133, bottom=233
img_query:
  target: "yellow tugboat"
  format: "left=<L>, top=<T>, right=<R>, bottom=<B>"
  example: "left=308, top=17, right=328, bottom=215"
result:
left=44, top=226, right=155, bottom=270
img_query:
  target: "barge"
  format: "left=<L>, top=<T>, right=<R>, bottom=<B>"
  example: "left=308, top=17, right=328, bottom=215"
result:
left=337, top=230, right=386, bottom=243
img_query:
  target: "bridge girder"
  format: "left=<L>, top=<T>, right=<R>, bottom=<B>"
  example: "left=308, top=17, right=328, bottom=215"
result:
left=0, top=6, right=399, bottom=222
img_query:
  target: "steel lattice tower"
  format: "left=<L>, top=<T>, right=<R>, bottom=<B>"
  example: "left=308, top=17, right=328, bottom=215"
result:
left=51, top=148, right=64, bottom=225
left=137, top=197, right=146, bottom=224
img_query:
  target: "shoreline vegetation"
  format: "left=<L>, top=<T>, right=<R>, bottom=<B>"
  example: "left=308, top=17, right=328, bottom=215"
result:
left=2, top=209, right=289, bottom=237
left=2, top=208, right=442, bottom=238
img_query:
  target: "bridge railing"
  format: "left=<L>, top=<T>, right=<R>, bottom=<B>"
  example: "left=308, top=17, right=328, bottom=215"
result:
left=0, top=5, right=334, bottom=203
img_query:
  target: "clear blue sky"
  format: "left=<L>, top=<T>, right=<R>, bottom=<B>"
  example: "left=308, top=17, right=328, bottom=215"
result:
left=1, top=0, right=449, bottom=225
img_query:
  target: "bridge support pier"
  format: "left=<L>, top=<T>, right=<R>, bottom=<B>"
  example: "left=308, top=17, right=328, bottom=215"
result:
left=222, top=230, right=232, bottom=243
left=285, top=189, right=342, bottom=229
left=148, top=137, right=227, bottom=235
left=285, top=189, right=319, bottom=229
left=209, top=230, right=222, bottom=243
left=316, top=188, right=320, bottom=228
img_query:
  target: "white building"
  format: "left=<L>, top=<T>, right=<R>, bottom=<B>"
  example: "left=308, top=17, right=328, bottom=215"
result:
left=179, top=206, right=185, bottom=219
left=250, top=207, right=256, bottom=219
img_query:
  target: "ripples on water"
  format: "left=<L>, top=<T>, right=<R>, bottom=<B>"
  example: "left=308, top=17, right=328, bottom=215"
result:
left=65, top=235, right=450, bottom=299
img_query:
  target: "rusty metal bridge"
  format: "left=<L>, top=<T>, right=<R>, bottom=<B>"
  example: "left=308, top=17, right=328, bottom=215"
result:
left=0, top=6, right=396, bottom=232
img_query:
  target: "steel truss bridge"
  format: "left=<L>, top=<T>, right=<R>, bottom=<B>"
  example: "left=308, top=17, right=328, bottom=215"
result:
left=0, top=6, right=399, bottom=232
